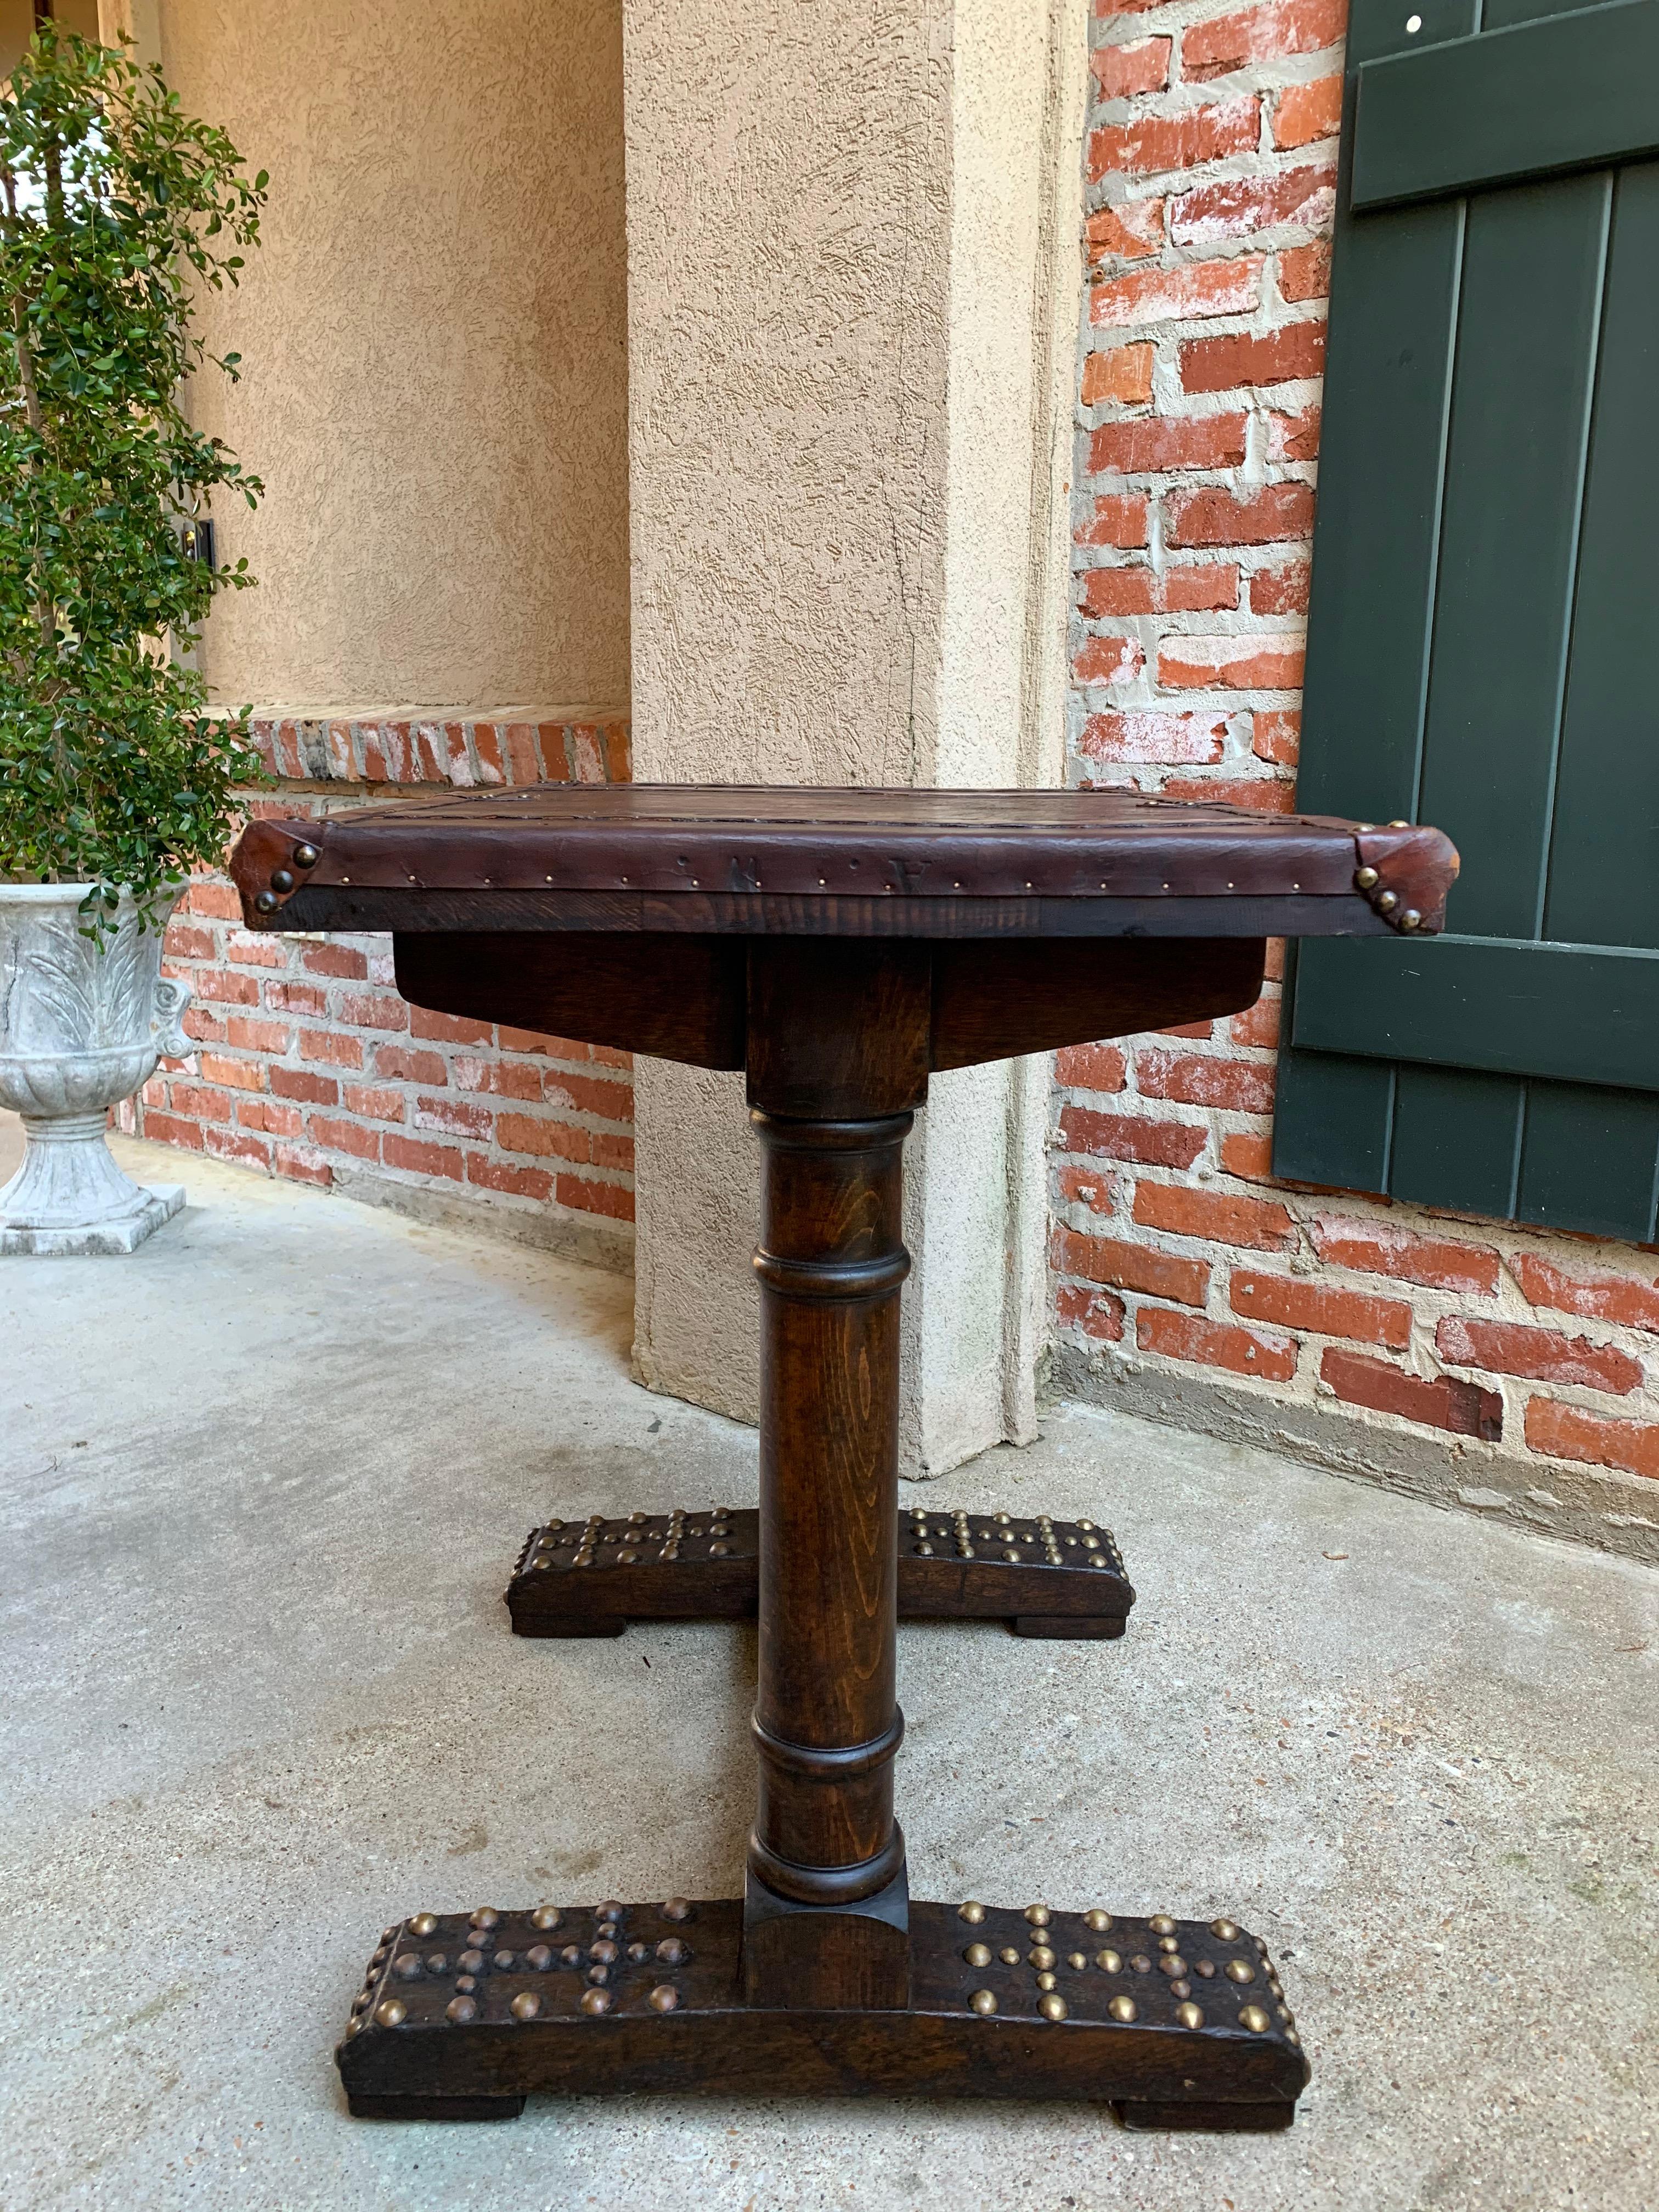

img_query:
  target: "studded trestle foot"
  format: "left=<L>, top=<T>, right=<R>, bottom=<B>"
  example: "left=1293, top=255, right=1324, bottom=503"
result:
left=337, top=1898, right=1307, bottom=2123
left=505, top=1508, right=1134, bottom=1641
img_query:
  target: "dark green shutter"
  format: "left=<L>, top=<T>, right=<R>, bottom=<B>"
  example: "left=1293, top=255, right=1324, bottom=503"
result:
left=1276, top=0, right=1659, bottom=1240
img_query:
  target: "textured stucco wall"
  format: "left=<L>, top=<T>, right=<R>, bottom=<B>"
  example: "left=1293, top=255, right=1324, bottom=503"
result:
left=624, top=0, right=1087, bottom=1472
left=160, top=0, right=629, bottom=716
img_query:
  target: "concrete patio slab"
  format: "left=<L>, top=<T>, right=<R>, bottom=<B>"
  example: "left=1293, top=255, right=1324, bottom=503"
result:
left=2, top=1135, right=1655, bottom=2211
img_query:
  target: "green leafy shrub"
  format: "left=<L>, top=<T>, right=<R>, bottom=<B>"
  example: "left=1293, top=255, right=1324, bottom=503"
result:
left=0, top=21, right=267, bottom=924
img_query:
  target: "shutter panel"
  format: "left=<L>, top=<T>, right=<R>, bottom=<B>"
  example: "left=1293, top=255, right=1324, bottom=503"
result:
left=1276, top=0, right=1659, bottom=1240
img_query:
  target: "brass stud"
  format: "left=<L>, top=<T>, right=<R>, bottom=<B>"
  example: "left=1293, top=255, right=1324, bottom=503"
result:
left=1170, top=1978, right=1191, bottom=1998
left=957, top=1901, right=986, bottom=1925
left=526, top=1945, right=552, bottom=1971
left=446, top=1996, right=477, bottom=2024
left=1239, top=2005, right=1272, bottom=2033
left=1003, top=1548, right=1021, bottom=1563
left=1287, top=2028, right=1301, bottom=2047
left=656, top=1937, right=688, bottom=1965
left=1400, top=908, right=1422, bottom=931
left=596, top=1901, right=623, bottom=1922
left=1354, top=865, right=1379, bottom=891
left=410, top=1913, right=438, bottom=1938
left=587, top=1965, right=610, bottom=1987
left=1195, top=1959, right=1216, bottom=1978
left=470, top=1908, right=499, bottom=1929
left=1036, top=1971, right=1058, bottom=1993
left=351, top=1991, right=370, bottom=2013
left=1376, top=889, right=1398, bottom=913
left=957, top=1544, right=975, bottom=1559
left=649, top=1984, right=679, bottom=2013
left=1176, top=2001, right=1204, bottom=2029
left=253, top=890, right=278, bottom=914
left=560, top=1945, right=582, bottom=1968
left=661, top=1898, right=692, bottom=1921
left=1159, top=1955, right=1188, bottom=1977
left=1029, top=1946, right=1056, bottom=1971
left=270, top=867, right=295, bottom=895
left=393, top=1955, right=422, bottom=1980
left=1024, top=1904, right=1051, bottom=1927
left=660, top=1545, right=680, bottom=1561
left=1149, top=1916, right=1177, bottom=1936
left=1084, top=1910, right=1113, bottom=1933
left=455, top=1975, right=477, bottom=1993
left=1107, top=1994, right=1137, bottom=2023
left=292, top=843, right=319, bottom=868
left=590, top=1939, right=619, bottom=1964
left=964, top=1944, right=992, bottom=1968
left=371, top=1948, right=389, bottom=1966
left=1158, top=1936, right=1180, bottom=1953
left=1131, top=1955, right=1152, bottom=1974
left=1226, top=1959, right=1256, bottom=1984
left=1210, top=1919, right=1240, bottom=1942
left=617, top=1549, right=638, bottom=1565
left=374, top=2000, right=407, bottom=2028
left=493, top=1949, right=518, bottom=1971
left=627, top=1942, right=650, bottom=1963
left=580, top=1989, right=611, bottom=2015
left=1388, top=818, right=1409, bottom=828
left=709, top=1542, right=731, bottom=1558
left=1038, top=1993, right=1068, bottom=2021
left=458, top=1950, right=484, bottom=1974
left=970, top=1989, right=997, bottom=2016
left=511, top=1991, right=541, bottom=2021
left=994, top=1511, right=1011, bottom=1524
left=1095, top=1947, right=1124, bottom=1974
left=1068, top=1952, right=1087, bottom=1971
left=998, top=1947, right=1020, bottom=1966
left=531, top=1906, right=563, bottom=1932
left=574, top=1549, right=594, bottom=1566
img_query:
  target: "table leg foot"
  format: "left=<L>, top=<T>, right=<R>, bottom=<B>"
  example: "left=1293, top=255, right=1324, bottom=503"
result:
left=506, top=1508, right=1134, bottom=1640
left=1011, top=1616, right=1126, bottom=1640
left=336, top=1897, right=1306, bottom=2121
left=346, top=2092, right=526, bottom=2121
left=1116, top=2097, right=1296, bottom=2132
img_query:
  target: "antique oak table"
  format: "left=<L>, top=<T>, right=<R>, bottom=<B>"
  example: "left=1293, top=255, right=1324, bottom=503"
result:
left=231, top=786, right=1455, bottom=2130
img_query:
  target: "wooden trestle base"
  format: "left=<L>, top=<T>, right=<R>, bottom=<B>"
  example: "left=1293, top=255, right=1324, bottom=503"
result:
left=337, top=1896, right=1309, bottom=2125
left=505, top=1507, right=1135, bottom=1640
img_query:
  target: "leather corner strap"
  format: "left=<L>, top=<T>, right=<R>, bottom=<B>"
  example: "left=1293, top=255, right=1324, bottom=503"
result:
left=228, top=794, right=1458, bottom=935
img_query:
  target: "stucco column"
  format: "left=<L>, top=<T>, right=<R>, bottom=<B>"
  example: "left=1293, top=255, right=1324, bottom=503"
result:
left=623, top=0, right=1087, bottom=1474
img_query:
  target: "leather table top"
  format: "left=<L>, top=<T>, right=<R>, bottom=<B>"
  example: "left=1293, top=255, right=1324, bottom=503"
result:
left=229, top=786, right=1458, bottom=940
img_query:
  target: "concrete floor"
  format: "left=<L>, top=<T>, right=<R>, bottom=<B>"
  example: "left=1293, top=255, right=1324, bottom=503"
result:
left=3, top=1130, right=1657, bottom=2212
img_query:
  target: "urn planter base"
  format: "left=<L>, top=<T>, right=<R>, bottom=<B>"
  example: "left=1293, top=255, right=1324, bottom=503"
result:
left=0, top=885, right=193, bottom=1256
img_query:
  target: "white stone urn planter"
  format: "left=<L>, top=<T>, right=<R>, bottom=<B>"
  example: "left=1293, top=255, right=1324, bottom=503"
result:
left=0, top=884, right=193, bottom=1255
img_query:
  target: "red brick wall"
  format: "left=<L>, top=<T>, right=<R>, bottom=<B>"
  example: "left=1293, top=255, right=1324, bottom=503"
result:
left=1054, top=0, right=1659, bottom=1548
left=116, top=714, right=635, bottom=1257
